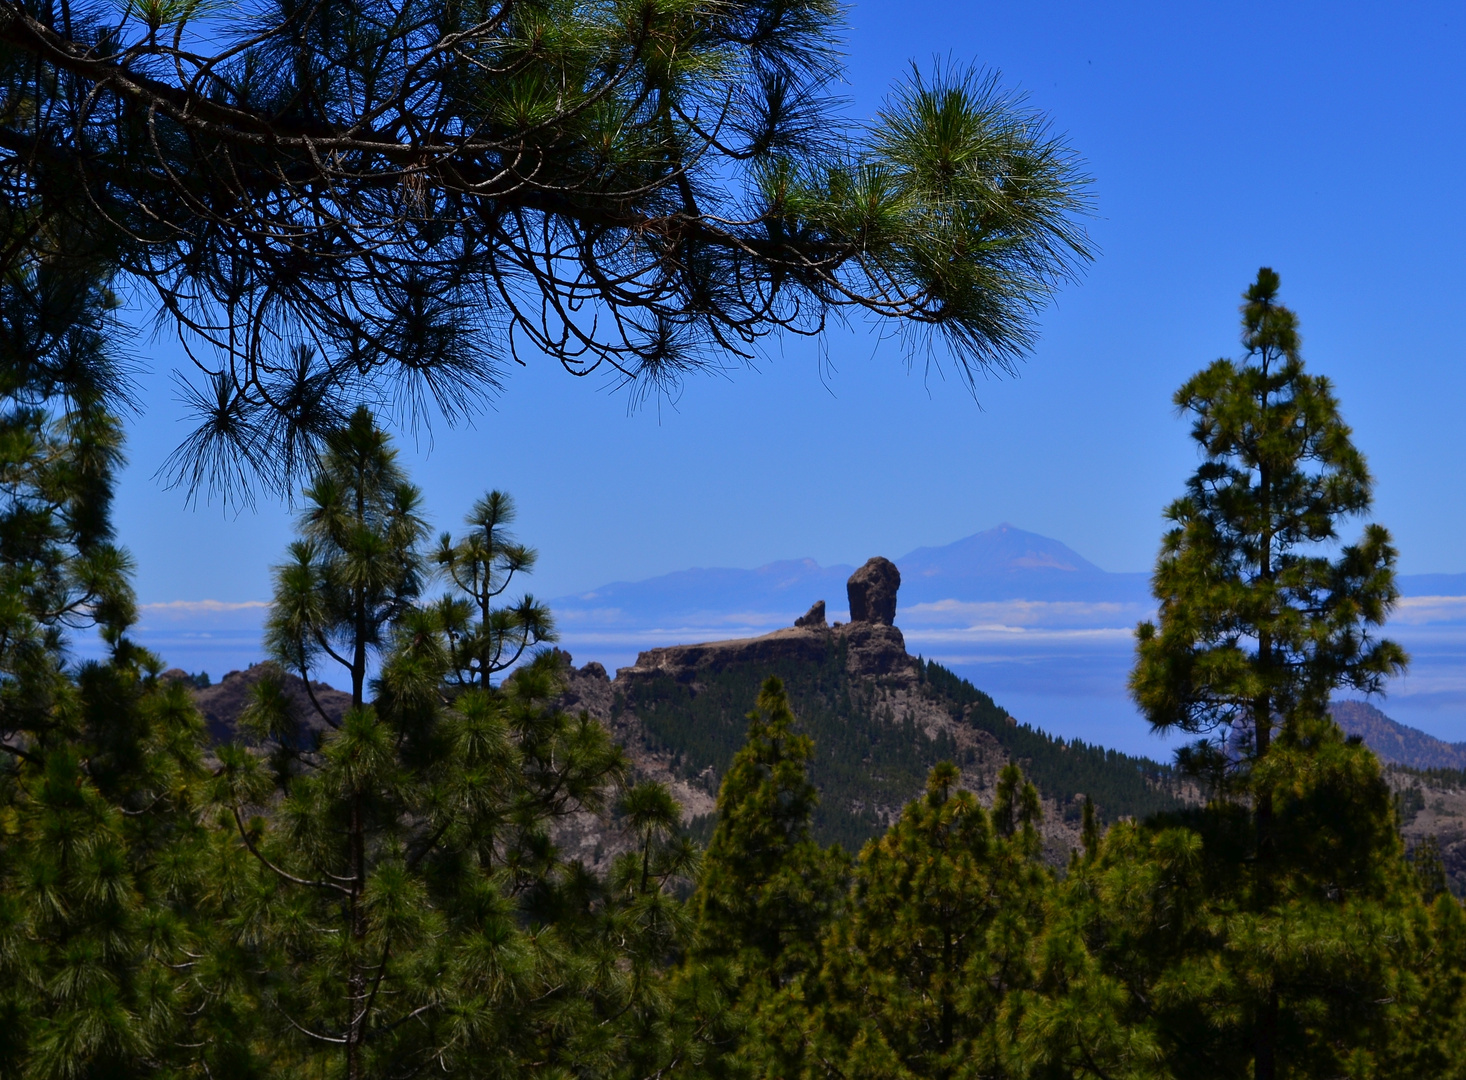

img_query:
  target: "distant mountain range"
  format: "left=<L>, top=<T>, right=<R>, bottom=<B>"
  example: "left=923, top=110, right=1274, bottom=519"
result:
left=552, top=523, right=1466, bottom=633
left=119, top=522, right=1466, bottom=759
left=551, top=525, right=1149, bottom=634
left=897, top=526, right=1147, bottom=604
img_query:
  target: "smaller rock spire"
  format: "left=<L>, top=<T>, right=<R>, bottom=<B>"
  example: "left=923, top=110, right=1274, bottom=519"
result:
left=795, top=600, right=827, bottom=629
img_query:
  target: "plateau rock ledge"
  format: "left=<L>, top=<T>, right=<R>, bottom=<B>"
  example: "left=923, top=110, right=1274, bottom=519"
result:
left=617, top=556, right=916, bottom=684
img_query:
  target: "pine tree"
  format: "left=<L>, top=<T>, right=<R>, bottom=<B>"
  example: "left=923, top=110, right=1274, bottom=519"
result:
left=0, top=10, right=1095, bottom=497
left=2, top=666, right=213, bottom=1080
left=265, top=405, right=429, bottom=710
left=1126, top=268, right=1412, bottom=1080
left=210, top=415, right=650, bottom=1078
left=1389, top=892, right=1466, bottom=1079
left=1030, top=724, right=1425, bottom=1080
left=432, top=491, right=556, bottom=689
left=0, top=262, right=135, bottom=743
left=683, top=676, right=847, bottom=1080
left=692, top=678, right=846, bottom=985
left=605, top=780, right=701, bottom=1080
left=0, top=267, right=213, bottom=1079
left=809, top=761, right=1050, bottom=1080
left=1132, top=267, right=1405, bottom=779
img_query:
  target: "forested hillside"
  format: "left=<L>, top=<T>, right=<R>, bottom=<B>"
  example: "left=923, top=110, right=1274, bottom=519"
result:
left=7, top=255, right=1466, bottom=1079
left=604, top=635, right=1186, bottom=852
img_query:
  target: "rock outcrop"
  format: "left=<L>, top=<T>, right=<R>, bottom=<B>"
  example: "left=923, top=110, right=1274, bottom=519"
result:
left=564, top=556, right=919, bottom=854
left=839, top=621, right=915, bottom=679
left=173, top=557, right=1182, bottom=873
left=618, top=557, right=915, bottom=685
left=847, top=556, right=900, bottom=625
left=794, top=600, right=826, bottom=629
left=621, top=626, right=834, bottom=681
left=174, top=663, right=351, bottom=744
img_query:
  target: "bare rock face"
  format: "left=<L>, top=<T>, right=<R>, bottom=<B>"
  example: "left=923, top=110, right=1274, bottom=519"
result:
left=556, top=653, right=615, bottom=720
left=550, top=652, right=718, bottom=870
left=620, top=557, right=918, bottom=689
left=794, top=600, right=827, bottom=629
left=840, top=621, right=917, bottom=680
left=847, top=557, right=900, bottom=625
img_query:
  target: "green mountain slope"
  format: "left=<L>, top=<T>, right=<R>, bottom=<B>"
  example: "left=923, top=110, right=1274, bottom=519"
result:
left=607, top=634, right=1186, bottom=852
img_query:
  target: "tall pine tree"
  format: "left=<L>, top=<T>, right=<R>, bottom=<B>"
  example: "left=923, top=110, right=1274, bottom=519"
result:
left=809, top=761, right=1050, bottom=1080
left=210, top=413, right=650, bottom=1079
left=0, top=264, right=213, bottom=1079
left=1129, top=268, right=1409, bottom=1080
left=1131, top=267, right=1405, bottom=790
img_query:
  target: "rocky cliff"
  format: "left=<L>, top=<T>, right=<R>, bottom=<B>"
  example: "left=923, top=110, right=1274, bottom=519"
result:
left=1330, top=699, right=1466, bottom=770
left=169, top=663, right=352, bottom=744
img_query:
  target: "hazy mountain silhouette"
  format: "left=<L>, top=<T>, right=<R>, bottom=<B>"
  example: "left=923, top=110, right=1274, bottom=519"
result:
left=559, top=558, right=855, bottom=627
left=555, top=524, right=1466, bottom=631
left=554, top=524, right=1153, bottom=628
left=897, top=524, right=1148, bottom=604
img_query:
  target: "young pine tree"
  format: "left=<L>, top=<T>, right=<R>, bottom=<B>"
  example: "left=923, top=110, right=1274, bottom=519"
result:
left=683, top=677, right=848, bottom=1080
left=265, top=405, right=428, bottom=710
left=810, top=761, right=1050, bottom=1080
left=432, top=491, right=556, bottom=689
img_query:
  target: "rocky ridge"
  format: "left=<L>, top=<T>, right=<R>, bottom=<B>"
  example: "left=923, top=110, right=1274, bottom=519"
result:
left=555, top=558, right=1098, bottom=866
left=167, top=663, right=352, bottom=743
left=1330, top=699, right=1466, bottom=770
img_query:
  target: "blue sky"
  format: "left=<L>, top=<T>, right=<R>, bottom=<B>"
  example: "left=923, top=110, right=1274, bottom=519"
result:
left=104, top=2, right=1466, bottom=745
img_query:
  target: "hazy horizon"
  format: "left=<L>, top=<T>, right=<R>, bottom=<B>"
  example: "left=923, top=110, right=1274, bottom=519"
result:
left=101, top=523, right=1466, bottom=758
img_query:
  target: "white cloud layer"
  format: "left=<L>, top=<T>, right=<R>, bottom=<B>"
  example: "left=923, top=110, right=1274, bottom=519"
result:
left=902, top=598, right=1151, bottom=628
left=1389, top=596, right=1466, bottom=625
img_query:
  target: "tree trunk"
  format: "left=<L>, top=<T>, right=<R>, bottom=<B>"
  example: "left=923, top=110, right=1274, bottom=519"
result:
left=1255, top=989, right=1278, bottom=1080
left=1252, top=696, right=1278, bottom=1080
left=1254, top=450, right=1277, bottom=1080
left=353, top=588, right=366, bottom=709
left=347, top=793, right=366, bottom=1080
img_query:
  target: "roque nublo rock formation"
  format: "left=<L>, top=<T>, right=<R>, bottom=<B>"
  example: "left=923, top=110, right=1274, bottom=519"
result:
left=846, top=555, right=900, bottom=625
left=614, top=556, right=916, bottom=683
